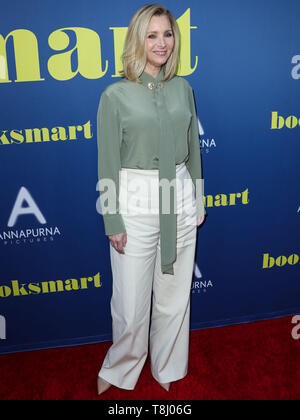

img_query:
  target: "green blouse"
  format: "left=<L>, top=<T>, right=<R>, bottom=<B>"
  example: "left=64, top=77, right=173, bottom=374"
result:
left=97, top=67, right=205, bottom=275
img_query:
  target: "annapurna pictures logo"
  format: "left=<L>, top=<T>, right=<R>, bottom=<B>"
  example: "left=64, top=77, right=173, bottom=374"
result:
left=0, top=186, right=61, bottom=245
left=192, top=263, right=213, bottom=294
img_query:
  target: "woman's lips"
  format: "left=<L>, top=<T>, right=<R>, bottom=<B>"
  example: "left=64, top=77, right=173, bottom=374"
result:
left=153, top=51, right=167, bottom=56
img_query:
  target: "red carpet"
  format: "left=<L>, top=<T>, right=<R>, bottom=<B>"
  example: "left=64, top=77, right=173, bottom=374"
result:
left=0, top=316, right=299, bottom=400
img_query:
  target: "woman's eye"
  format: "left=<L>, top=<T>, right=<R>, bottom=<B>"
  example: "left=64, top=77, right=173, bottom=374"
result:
left=147, top=33, right=173, bottom=39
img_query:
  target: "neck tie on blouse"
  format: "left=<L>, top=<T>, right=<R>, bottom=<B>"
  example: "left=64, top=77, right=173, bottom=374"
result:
left=139, top=68, right=177, bottom=275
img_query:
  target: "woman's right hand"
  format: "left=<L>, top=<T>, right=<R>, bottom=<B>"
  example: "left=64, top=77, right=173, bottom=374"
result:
left=108, top=232, right=127, bottom=254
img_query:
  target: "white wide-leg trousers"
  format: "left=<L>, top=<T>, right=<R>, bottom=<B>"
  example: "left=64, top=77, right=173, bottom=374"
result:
left=98, top=162, right=197, bottom=390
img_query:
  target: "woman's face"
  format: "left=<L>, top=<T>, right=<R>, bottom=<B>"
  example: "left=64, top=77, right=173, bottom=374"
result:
left=144, top=15, right=175, bottom=74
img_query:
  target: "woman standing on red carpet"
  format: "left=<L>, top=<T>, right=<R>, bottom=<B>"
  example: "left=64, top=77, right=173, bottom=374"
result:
left=96, top=3, right=206, bottom=395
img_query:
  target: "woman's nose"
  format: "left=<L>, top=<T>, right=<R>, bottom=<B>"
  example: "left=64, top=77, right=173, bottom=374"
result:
left=157, top=36, right=166, bottom=48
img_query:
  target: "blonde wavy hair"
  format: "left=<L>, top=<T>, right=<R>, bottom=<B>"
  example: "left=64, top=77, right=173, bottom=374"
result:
left=121, top=4, right=180, bottom=82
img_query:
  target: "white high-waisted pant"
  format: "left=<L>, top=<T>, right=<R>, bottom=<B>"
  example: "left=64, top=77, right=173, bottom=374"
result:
left=98, top=162, right=197, bottom=390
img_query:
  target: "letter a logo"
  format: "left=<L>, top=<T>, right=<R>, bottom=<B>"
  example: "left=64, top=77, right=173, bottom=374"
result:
left=7, top=186, right=47, bottom=227
left=194, top=262, right=202, bottom=278
left=198, top=118, right=204, bottom=136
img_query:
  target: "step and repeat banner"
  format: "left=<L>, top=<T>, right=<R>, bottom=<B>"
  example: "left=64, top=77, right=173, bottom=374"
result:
left=0, top=0, right=299, bottom=353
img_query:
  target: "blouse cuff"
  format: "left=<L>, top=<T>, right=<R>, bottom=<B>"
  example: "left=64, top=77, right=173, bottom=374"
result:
left=102, top=214, right=126, bottom=236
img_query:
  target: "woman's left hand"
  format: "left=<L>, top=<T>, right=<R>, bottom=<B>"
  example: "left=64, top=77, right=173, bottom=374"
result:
left=197, top=215, right=205, bottom=227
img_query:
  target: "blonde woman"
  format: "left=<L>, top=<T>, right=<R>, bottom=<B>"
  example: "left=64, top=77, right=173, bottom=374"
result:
left=96, top=3, right=206, bottom=395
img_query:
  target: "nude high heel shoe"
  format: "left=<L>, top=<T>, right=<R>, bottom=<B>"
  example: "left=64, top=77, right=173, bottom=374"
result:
left=97, top=377, right=112, bottom=395
left=158, top=382, right=171, bottom=392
